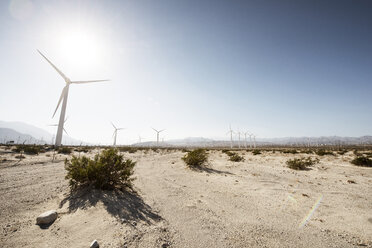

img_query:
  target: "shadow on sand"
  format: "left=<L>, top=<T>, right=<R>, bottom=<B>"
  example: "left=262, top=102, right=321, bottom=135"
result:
left=191, top=165, right=235, bottom=175
left=59, top=187, right=162, bottom=224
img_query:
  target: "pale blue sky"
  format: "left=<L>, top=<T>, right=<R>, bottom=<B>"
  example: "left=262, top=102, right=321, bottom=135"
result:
left=0, top=0, right=371, bottom=144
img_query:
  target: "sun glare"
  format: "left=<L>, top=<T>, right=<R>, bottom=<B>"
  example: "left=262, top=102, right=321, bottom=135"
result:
left=53, top=27, right=106, bottom=70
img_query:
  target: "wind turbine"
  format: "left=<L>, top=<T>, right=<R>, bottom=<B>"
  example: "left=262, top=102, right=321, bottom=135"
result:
left=152, top=128, right=165, bottom=146
left=49, top=117, right=69, bottom=135
left=111, top=122, right=124, bottom=147
left=138, top=135, right=144, bottom=144
left=236, top=129, right=242, bottom=149
left=253, top=135, right=257, bottom=148
left=243, top=132, right=250, bottom=149
left=38, top=50, right=109, bottom=147
left=226, top=125, right=234, bottom=149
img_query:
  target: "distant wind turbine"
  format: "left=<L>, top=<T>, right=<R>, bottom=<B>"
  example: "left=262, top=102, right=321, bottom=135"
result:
left=111, top=122, right=124, bottom=146
left=226, top=125, right=235, bottom=149
left=152, top=128, right=165, bottom=146
left=38, top=50, right=109, bottom=147
left=243, top=132, right=250, bottom=149
left=236, top=129, right=242, bottom=149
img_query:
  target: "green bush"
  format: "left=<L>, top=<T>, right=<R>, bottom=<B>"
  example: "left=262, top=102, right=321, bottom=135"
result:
left=229, top=153, right=245, bottom=162
left=350, top=156, right=372, bottom=167
left=283, top=149, right=298, bottom=154
left=65, top=148, right=136, bottom=190
left=286, top=157, right=319, bottom=170
left=58, top=147, right=72, bottom=154
left=337, top=150, right=348, bottom=155
left=12, top=145, right=43, bottom=155
left=252, top=150, right=261, bottom=155
left=182, top=149, right=208, bottom=168
left=315, top=149, right=334, bottom=156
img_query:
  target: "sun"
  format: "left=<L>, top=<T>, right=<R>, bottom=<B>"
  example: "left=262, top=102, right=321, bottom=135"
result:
left=53, top=27, right=106, bottom=70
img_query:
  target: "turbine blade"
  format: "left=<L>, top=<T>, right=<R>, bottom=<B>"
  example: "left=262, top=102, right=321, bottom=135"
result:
left=111, top=122, right=117, bottom=129
left=152, top=128, right=158, bottom=132
left=63, top=128, right=69, bottom=136
left=71, top=80, right=109, bottom=84
left=37, top=50, right=69, bottom=82
left=64, top=116, right=69, bottom=123
left=52, top=86, right=67, bottom=118
left=159, top=129, right=165, bottom=133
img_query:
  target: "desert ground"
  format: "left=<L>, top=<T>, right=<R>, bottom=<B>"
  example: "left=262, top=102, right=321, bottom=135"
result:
left=0, top=147, right=371, bottom=248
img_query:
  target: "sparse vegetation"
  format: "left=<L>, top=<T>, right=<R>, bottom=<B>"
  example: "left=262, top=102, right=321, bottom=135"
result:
left=182, top=149, right=208, bottom=168
left=252, top=150, right=261, bottom=155
left=12, top=145, right=44, bottom=155
left=222, top=150, right=245, bottom=162
left=65, top=148, right=136, bottom=190
left=286, top=157, right=319, bottom=170
left=229, top=153, right=245, bottom=162
left=350, top=156, right=372, bottom=167
left=58, top=147, right=72, bottom=154
left=118, top=146, right=138, bottom=153
left=337, top=150, right=348, bottom=155
left=315, top=149, right=334, bottom=156
left=283, top=149, right=298, bottom=154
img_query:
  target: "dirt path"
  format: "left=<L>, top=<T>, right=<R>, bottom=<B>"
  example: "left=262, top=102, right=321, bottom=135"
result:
left=0, top=149, right=371, bottom=247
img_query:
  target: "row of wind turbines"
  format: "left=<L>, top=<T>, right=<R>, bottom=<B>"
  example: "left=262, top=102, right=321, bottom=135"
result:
left=39, top=50, right=169, bottom=147
left=227, top=125, right=257, bottom=149
left=39, top=50, right=256, bottom=148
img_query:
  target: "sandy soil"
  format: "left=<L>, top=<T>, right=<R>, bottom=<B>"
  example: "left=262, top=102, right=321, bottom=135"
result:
left=0, top=147, right=371, bottom=247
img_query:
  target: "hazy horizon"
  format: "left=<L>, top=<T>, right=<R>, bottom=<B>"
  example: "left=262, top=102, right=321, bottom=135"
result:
left=1, top=0, right=371, bottom=144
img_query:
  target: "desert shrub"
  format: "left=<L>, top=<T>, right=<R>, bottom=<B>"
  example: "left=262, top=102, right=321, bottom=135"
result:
left=229, top=153, right=245, bottom=162
left=350, top=156, right=372, bottom=167
left=337, top=150, right=348, bottom=155
left=301, top=149, right=314, bottom=154
left=286, top=157, right=319, bottom=170
left=58, top=147, right=72, bottom=154
left=252, top=150, right=261, bottom=155
left=315, top=149, right=334, bottom=156
left=65, top=148, right=136, bottom=190
left=222, top=150, right=235, bottom=156
left=182, top=149, right=208, bottom=168
left=119, top=147, right=137, bottom=153
left=12, top=145, right=43, bottom=155
left=283, top=149, right=298, bottom=154
left=15, top=154, right=25, bottom=159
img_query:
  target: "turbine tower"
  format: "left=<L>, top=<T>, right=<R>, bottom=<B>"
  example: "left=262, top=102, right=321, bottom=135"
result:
left=152, top=128, right=165, bottom=146
left=236, top=129, right=242, bottom=149
left=226, top=125, right=234, bottom=148
left=111, top=122, right=124, bottom=146
left=243, top=131, right=250, bottom=149
left=253, top=135, right=257, bottom=148
left=38, top=50, right=109, bottom=147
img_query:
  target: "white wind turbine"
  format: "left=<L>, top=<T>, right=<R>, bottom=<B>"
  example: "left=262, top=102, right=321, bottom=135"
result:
left=111, top=122, right=124, bottom=147
left=248, top=133, right=253, bottom=148
left=253, top=135, right=257, bottom=148
left=152, top=128, right=165, bottom=146
left=236, top=129, right=242, bottom=149
left=38, top=50, right=109, bottom=147
left=243, top=131, right=250, bottom=149
left=48, top=117, right=69, bottom=144
left=226, top=125, right=235, bottom=148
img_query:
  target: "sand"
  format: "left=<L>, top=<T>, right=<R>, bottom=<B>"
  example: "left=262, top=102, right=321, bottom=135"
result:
left=0, top=148, right=371, bottom=247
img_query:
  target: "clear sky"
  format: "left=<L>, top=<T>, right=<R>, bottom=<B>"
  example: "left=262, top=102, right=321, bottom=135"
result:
left=0, top=0, right=371, bottom=145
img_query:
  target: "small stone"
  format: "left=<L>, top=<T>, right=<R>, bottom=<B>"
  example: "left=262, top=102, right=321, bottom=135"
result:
left=36, top=210, right=58, bottom=225
left=90, top=240, right=99, bottom=248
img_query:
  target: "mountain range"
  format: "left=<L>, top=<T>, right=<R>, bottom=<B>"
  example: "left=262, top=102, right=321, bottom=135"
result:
left=0, top=120, right=371, bottom=146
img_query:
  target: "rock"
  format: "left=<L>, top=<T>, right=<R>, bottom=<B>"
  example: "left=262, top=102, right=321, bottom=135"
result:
left=90, top=240, right=99, bottom=248
left=36, top=210, right=58, bottom=225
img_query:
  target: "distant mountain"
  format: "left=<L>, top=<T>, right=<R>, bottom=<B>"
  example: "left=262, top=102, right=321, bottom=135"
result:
left=0, top=128, right=42, bottom=144
left=0, top=121, right=84, bottom=145
left=132, top=136, right=372, bottom=147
